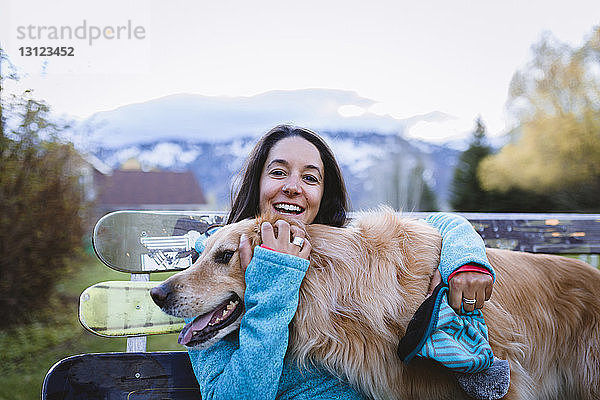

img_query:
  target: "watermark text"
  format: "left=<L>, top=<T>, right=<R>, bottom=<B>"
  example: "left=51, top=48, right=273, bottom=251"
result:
left=15, top=20, right=146, bottom=46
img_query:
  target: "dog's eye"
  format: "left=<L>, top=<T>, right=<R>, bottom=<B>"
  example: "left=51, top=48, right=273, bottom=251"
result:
left=214, top=250, right=234, bottom=264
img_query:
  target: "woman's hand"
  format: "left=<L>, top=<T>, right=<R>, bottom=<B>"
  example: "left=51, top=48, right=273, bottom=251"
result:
left=428, top=269, right=493, bottom=313
left=238, top=220, right=311, bottom=273
left=448, top=271, right=493, bottom=313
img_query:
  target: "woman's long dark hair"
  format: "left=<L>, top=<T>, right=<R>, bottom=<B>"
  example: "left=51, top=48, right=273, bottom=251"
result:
left=227, top=124, right=348, bottom=227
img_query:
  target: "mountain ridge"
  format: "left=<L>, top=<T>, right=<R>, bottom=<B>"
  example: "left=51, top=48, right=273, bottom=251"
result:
left=80, top=88, right=456, bottom=148
left=78, top=88, right=473, bottom=210
left=91, top=130, right=460, bottom=211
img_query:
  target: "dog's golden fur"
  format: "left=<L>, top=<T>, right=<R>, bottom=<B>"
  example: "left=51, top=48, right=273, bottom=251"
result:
left=159, top=209, right=600, bottom=399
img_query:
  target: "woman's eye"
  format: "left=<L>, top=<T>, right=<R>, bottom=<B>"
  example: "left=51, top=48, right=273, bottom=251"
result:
left=303, top=175, right=319, bottom=184
left=269, top=169, right=286, bottom=177
left=215, top=250, right=234, bottom=264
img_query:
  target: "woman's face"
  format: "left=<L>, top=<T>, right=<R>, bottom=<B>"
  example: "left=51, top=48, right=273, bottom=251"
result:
left=259, top=136, right=324, bottom=225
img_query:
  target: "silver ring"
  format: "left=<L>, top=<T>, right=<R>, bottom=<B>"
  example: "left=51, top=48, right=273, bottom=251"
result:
left=292, top=237, right=305, bottom=248
left=463, top=298, right=477, bottom=305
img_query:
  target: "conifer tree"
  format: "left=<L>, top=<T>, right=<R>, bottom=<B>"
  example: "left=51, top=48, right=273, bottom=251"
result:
left=450, top=117, right=492, bottom=211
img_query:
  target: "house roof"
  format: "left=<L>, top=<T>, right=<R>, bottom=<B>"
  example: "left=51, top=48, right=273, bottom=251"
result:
left=81, top=153, right=113, bottom=175
left=98, top=170, right=206, bottom=205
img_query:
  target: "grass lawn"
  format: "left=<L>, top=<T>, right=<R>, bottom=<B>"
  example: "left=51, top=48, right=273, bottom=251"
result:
left=0, top=251, right=185, bottom=400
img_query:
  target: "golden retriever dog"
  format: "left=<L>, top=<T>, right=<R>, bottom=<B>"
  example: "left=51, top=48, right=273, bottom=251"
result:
left=152, top=209, right=600, bottom=399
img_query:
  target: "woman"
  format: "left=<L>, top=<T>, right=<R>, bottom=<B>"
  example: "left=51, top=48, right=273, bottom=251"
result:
left=229, top=124, right=492, bottom=311
left=188, top=124, right=497, bottom=399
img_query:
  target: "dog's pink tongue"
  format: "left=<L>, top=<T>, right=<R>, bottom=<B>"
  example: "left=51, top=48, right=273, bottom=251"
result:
left=178, top=312, right=216, bottom=345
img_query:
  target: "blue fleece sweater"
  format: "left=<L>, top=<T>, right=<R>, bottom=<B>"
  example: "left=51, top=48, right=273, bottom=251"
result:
left=188, top=213, right=493, bottom=399
left=187, top=246, right=362, bottom=399
left=424, top=213, right=493, bottom=282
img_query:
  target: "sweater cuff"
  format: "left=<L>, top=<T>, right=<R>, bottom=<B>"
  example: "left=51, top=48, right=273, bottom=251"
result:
left=260, top=244, right=277, bottom=252
left=251, top=245, right=310, bottom=274
left=448, top=264, right=494, bottom=282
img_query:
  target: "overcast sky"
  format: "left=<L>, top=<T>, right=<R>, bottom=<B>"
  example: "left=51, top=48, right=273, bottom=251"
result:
left=1, top=0, right=599, bottom=142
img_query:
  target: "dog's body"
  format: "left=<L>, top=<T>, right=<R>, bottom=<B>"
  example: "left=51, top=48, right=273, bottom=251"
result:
left=156, top=210, right=600, bottom=399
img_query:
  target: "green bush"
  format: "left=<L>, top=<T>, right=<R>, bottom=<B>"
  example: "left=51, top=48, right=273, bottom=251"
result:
left=0, top=95, right=86, bottom=327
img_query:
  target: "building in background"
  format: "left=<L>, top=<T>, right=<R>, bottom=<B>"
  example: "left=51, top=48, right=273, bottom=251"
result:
left=96, top=169, right=206, bottom=213
left=78, top=155, right=207, bottom=216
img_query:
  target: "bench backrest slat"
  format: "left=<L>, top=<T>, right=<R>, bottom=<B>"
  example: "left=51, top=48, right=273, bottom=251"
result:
left=405, top=213, right=600, bottom=254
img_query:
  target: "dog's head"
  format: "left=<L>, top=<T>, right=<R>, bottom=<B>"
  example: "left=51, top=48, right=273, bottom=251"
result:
left=150, top=214, right=304, bottom=349
left=150, top=218, right=259, bottom=348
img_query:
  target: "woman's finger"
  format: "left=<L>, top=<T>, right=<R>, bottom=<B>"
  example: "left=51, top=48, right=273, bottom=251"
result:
left=474, top=287, right=486, bottom=310
left=485, top=279, right=494, bottom=301
left=471, top=273, right=492, bottom=308
left=274, top=219, right=292, bottom=245
left=268, top=220, right=301, bottom=256
left=290, top=225, right=305, bottom=242
left=448, top=276, right=465, bottom=313
left=462, top=293, right=477, bottom=313
left=238, top=233, right=252, bottom=274
left=298, top=238, right=311, bottom=260
left=261, top=222, right=276, bottom=248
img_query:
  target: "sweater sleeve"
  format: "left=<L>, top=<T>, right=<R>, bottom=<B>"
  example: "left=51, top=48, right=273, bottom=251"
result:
left=424, top=213, right=494, bottom=284
left=187, top=246, right=309, bottom=400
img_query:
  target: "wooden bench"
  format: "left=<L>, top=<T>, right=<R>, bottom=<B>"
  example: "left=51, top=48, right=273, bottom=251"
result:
left=41, top=212, right=600, bottom=399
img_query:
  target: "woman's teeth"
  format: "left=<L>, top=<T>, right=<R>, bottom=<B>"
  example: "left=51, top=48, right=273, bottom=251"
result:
left=274, top=204, right=303, bottom=214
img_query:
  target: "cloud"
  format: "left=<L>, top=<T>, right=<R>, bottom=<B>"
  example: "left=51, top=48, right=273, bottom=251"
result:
left=405, top=117, right=474, bottom=143
left=338, top=105, right=366, bottom=117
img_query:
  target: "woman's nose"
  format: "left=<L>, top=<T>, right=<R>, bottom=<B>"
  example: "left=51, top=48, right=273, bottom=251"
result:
left=282, top=179, right=301, bottom=195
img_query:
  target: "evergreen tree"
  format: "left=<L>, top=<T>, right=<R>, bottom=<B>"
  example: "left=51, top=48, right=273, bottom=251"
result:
left=451, top=118, right=565, bottom=212
left=450, top=117, right=492, bottom=211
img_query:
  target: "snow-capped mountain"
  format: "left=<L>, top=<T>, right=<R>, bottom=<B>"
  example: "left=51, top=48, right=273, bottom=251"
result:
left=80, top=89, right=467, bottom=210
left=92, top=131, right=459, bottom=211
left=79, top=89, right=454, bottom=148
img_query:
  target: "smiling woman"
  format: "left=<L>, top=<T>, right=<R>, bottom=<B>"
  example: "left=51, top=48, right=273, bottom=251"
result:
left=228, top=124, right=348, bottom=227
left=258, top=136, right=325, bottom=225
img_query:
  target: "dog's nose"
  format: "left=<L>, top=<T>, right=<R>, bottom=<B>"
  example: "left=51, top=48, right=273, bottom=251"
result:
left=150, top=284, right=169, bottom=308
